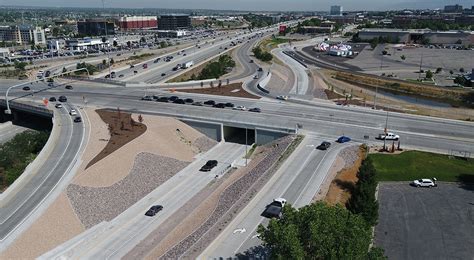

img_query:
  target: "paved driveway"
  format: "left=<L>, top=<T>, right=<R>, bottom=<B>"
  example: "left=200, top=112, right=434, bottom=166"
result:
left=375, top=183, right=474, bottom=260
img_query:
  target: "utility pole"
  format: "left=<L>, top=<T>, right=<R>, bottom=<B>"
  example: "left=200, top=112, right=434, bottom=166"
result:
left=418, top=50, right=423, bottom=80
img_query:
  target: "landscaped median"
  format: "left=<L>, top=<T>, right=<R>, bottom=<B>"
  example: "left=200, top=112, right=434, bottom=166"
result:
left=368, top=150, right=474, bottom=183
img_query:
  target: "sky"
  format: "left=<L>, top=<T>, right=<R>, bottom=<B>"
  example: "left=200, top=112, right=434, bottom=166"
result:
left=0, top=0, right=472, bottom=11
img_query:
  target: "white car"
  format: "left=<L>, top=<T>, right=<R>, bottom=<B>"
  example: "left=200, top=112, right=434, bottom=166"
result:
left=276, top=95, right=289, bottom=101
left=411, top=178, right=437, bottom=188
left=377, top=132, right=400, bottom=141
left=69, top=109, right=77, bottom=116
left=233, top=106, right=247, bottom=111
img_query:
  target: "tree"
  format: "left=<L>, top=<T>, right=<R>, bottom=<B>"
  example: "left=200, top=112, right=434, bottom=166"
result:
left=400, top=55, right=406, bottom=60
left=370, top=38, right=379, bottom=49
left=258, top=202, right=385, bottom=259
left=14, top=61, right=27, bottom=71
left=425, top=70, right=433, bottom=79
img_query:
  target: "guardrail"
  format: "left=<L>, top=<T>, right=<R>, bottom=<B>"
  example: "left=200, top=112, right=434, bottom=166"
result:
left=0, top=99, right=53, bottom=117
left=61, top=76, right=127, bottom=87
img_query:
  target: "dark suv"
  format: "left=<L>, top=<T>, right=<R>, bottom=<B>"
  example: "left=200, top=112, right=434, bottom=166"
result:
left=145, top=205, right=163, bottom=216
left=200, top=160, right=218, bottom=172
left=316, top=141, right=331, bottom=150
left=58, top=96, right=67, bottom=102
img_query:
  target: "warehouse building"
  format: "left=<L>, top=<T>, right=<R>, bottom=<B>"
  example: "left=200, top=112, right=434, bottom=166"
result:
left=358, top=28, right=474, bottom=45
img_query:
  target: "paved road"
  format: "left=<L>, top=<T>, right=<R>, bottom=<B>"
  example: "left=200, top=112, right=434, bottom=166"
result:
left=272, top=45, right=309, bottom=95
left=0, top=104, right=84, bottom=242
left=42, top=142, right=248, bottom=259
left=200, top=135, right=351, bottom=258
left=0, top=123, right=27, bottom=144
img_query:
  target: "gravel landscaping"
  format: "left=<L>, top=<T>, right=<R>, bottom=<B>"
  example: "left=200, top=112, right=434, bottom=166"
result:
left=193, top=136, right=218, bottom=153
left=339, top=145, right=362, bottom=168
left=67, top=152, right=189, bottom=229
left=161, top=135, right=294, bottom=258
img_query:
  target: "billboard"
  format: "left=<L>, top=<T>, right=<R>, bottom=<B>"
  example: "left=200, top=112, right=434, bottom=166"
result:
left=279, top=25, right=287, bottom=34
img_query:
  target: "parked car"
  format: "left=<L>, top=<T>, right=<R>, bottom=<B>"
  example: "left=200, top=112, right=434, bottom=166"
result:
left=65, top=85, right=73, bottom=90
left=173, top=99, right=185, bottom=104
left=276, top=95, right=289, bottom=100
left=336, top=136, right=351, bottom=143
left=168, top=96, right=179, bottom=102
left=55, top=103, right=63, bottom=108
left=249, top=107, right=261, bottom=113
left=411, top=178, right=437, bottom=188
left=157, top=97, right=169, bottom=102
left=184, top=98, right=194, bottom=103
left=69, top=109, right=77, bottom=116
left=58, top=96, right=67, bottom=102
left=316, top=141, right=331, bottom=150
left=49, top=97, right=56, bottom=102
left=213, top=103, right=226, bottom=108
left=73, top=116, right=82, bottom=123
left=204, top=100, right=215, bottom=106
left=233, top=105, right=247, bottom=111
left=200, top=160, right=218, bottom=172
left=141, top=95, right=153, bottom=101
left=22, top=86, right=31, bottom=91
left=225, top=102, right=234, bottom=108
left=145, top=205, right=163, bottom=216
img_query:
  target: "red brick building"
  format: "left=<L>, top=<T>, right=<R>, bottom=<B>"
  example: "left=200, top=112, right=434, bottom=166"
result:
left=118, top=16, right=158, bottom=31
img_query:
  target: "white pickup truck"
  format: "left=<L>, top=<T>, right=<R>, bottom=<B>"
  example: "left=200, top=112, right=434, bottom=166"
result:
left=376, top=132, right=400, bottom=141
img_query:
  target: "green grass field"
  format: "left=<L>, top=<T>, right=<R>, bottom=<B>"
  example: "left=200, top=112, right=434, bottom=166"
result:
left=369, top=151, right=474, bottom=183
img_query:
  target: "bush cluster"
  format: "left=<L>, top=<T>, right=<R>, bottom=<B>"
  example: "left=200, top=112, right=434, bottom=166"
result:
left=196, top=54, right=235, bottom=80
left=252, top=46, right=272, bottom=62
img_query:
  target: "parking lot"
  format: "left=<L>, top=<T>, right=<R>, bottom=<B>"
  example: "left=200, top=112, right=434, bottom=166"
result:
left=375, top=183, right=474, bottom=260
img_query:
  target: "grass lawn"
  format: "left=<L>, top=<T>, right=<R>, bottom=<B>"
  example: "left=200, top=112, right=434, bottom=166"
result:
left=369, top=151, right=474, bottom=183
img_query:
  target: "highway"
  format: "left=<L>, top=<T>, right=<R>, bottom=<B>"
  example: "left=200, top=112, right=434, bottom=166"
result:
left=200, top=135, right=352, bottom=258
left=42, top=142, right=248, bottom=259
left=0, top=103, right=84, bottom=242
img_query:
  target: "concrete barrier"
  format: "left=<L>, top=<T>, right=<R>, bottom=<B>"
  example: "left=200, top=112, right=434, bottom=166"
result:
left=256, top=71, right=272, bottom=94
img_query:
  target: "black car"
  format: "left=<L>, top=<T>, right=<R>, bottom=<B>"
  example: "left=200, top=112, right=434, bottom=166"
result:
left=161, top=73, right=166, bottom=77
left=213, top=103, right=226, bottom=108
left=152, top=95, right=159, bottom=100
left=173, top=99, right=185, bottom=104
left=249, top=107, right=261, bottom=113
left=204, top=100, right=215, bottom=106
left=169, top=96, right=179, bottom=102
left=316, top=141, right=331, bottom=150
left=49, top=97, right=56, bottom=102
left=73, top=117, right=82, bottom=123
left=22, top=86, right=31, bottom=91
left=225, top=102, right=234, bottom=108
left=65, top=85, right=73, bottom=90
left=184, top=98, right=194, bottom=103
left=58, top=96, right=67, bottom=102
left=200, top=160, right=218, bottom=172
left=249, top=59, right=254, bottom=63
left=130, top=64, right=135, bottom=68
left=157, top=97, right=169, bottom=102
left=257, top=67, right=263, bottom=72
left=145, top=205, right=163, bottom=217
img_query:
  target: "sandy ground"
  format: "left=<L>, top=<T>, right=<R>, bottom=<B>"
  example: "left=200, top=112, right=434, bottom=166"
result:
left=142, top=146, right=267, bottom=259
left=72, top=113, right=203, bottom=188
left=0, top=193, right=85, bottom=259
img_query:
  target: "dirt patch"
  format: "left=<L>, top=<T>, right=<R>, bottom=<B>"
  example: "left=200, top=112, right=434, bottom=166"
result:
left=177, top=82, right=260, bottom=99
left=324, top=146, right=364, bottom=206
left=324, top=89, right=345, bottom=100
left=86, top=109, right=146, bottom=169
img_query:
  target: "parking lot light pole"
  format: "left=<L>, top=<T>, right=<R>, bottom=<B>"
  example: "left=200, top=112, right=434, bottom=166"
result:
left=4, top=68, right=90, bottom=115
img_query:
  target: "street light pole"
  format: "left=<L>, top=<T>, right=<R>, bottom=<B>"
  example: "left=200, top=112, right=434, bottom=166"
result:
left=4, top=68, right=90, bottom=114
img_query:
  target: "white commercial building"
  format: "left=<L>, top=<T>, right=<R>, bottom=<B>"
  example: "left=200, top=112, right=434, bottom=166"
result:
left=65, top=38, right=109, bottom=51
left=330, top=5, right=343, bottom=16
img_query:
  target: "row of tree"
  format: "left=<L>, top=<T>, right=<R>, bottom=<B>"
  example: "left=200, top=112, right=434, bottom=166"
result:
left=0, top=130, right=50, bottom=190
left=252, top=46, right=273, bottom=62
left=257, top=157, right=385, bottom=259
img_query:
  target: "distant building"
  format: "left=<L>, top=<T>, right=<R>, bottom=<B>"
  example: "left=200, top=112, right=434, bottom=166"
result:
left=0, top=25, right=46, bottom=45
left=158, top=14, right=191, bottom=30
left=444, top=4, right=463, bottom=13
left=327, top=15, right=355, bottom=24
left=156, top=30, right=187, bottom=38
left=47, top=39, right=66, bottom=51
left=118, top=16, right=158, bottom=31
left=302, top=26, right=333, bottom=34
left=358, top=28, right=474, bottom=45
left=77, top=19, right=115, bottom=36
left=191, top=17, right=207, bottom=27
left=455, top=15, right=474, bottom=26
left=330, top=5, right=343, bottom=16
left=0, top=48, right=10, bottom=58
left=65, top=38, right=109, bottom=51
left=392, top=15, right=454, bottom=27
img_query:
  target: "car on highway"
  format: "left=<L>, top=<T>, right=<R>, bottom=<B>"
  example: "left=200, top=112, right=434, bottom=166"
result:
left=317, top=141, right=331, bottom=150
left=22, top=86, right=31, bottom=91
left=213, top=103, right=226, bottom=108
left=49, top=97, right=56, bottom=102
left=134, top=70, right=138, bottom=74
left=65, top=85, right=73, bottom=90
left=154, top=58, right=161, bottom=63
left=257, top=67, right=263, bottom=72
left=276, top=95, right=289, bottom=100
left=173, top=99, right=185, bottom=104
left=130, top=64, right=135, bottom=68
left=184, top=98, right=194, bottom=103
left=55, top=103, right=62, bottom=108
left=141, top=95, right=153, bottom=101
left=233, top=105, right=247, bottom=111
left=262, top=198, right=286, bottom=219
left=249, top=107, right=261, bottom=113
left=48, top=82, right=54, bottom=87
left=73, top=116, right=82, bottom=123
left=119, top=74, right=124, bottom=78
left=69, top=109, right=77, bottom=116
left=142, top=64, right=148, bottom=69
left=411, top=178, right=437, bottom=188
left=336, top=136, right=351, bottom=143
left=376, top=132, right=400, bottom=141
left=204, top=100, right=215, bottom=106
left=169, top=96, right=179, bottom=102
left=253, top=75, right=259, bottom=79
left=58, top=96, right=67, bottom=102
left=161, top=73, right=166, bottom=77
left=200, top=160, right=218, bottom=172
left=145, top=205, right=163, bottom=216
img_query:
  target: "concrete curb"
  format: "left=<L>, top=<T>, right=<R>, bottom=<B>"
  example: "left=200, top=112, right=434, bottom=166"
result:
left=0, top=112, right=60, bottom=206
